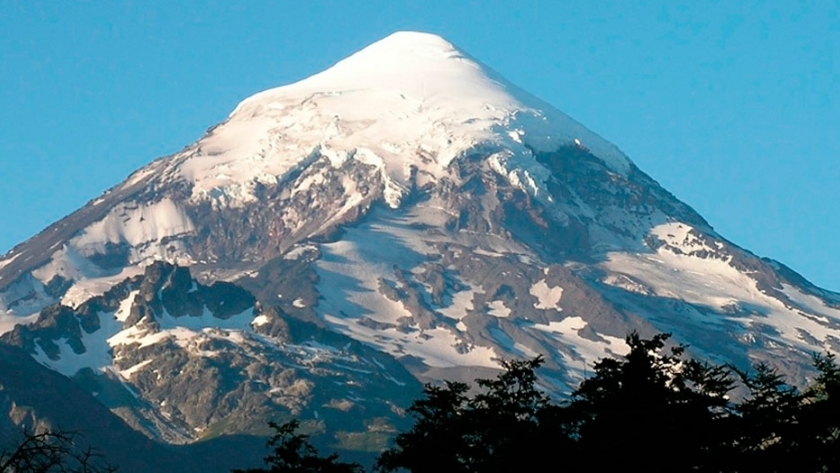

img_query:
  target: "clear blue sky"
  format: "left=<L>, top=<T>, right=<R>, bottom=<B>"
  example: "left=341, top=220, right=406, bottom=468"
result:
left=1, top=1, right=837, bottom=291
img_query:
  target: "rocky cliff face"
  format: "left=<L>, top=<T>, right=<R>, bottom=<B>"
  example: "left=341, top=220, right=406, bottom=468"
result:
left=1, top=31, right=839, bottom=467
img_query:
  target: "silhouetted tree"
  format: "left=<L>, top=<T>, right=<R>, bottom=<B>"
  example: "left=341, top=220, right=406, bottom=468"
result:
left=376, top=356, right=575, bottom=473
left=803, top=353, right=840, bottom=470
left=767, top=352, right=840, bottom=473
left=0, top=428, right=116, bottom=473
left=726, top=362, right=803, bottom=472
left=375, top=380, right=472, bottom=472
left=568, top=332, right=737, bottom=472
left=232, top=419, right=362, bottom=473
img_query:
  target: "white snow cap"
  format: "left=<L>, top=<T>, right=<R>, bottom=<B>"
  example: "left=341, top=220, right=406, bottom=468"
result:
left=178, top=31, right=632, bottom=203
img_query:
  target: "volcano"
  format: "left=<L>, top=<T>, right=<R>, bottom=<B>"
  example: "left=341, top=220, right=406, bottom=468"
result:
left=1, top=32, right=839, bottom=468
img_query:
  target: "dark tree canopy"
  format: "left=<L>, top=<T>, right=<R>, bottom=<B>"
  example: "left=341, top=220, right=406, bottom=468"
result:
left=376, top=356, right=574, bottom=473
left=568, top=332, right=738, bottom=472
left=233, top=419, right=362, bottom=473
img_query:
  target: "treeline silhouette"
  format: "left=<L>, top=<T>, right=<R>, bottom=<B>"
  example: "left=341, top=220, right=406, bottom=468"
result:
left=237, top=332, right=840, bottom=473
left=5, top=332, right=838, bottom=472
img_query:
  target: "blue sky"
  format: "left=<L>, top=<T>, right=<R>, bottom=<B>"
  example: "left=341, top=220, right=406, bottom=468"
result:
left=1, top=1, right=837, bottom=290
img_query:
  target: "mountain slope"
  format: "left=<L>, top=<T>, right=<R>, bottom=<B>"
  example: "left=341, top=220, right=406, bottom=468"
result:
left=1, top=29, right=839, bottom=437
left=0, top=342, right=212, bottom=472
left=1, top=261, right=421, bottom=453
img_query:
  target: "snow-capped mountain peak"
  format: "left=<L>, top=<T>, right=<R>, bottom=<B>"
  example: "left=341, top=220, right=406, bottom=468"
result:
left=177, top=31, right=630, bottom=206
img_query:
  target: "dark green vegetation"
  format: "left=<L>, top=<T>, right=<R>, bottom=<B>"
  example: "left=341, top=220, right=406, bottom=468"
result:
left=241, top=333, right=840, bottom=473
left=6, top=332, right=840, bottom=472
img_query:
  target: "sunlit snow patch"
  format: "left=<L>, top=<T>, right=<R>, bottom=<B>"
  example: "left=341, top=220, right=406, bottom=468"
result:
left=0, top=252, right=21, bottom=272
left=488, top=300, right=511, bottom=318
left=71, top=199, right=195, bottom=258
left=438, top=280, right=484, bottom=321
left=530, top=279, right=563, bottom=310
left=61, top=266, right=144, bottom=308
left=323, top=313, right=498, bottom=369
left=532, top=316, right=629, bottom=378
left=0, top=312, right=38, bottom=336
left=602, top=225, right=840, bottom=351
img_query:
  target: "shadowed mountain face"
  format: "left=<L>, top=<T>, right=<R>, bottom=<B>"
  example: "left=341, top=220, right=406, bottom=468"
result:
left=0, top=342, right=272, bottom=473
left=1, top=261, right=421, bottom=456
left=1, top=31, right=839, bottom=467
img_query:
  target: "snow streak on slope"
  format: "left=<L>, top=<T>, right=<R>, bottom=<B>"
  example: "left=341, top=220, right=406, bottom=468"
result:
left=602, top=223, right=840, bottom=353
left=0, top=313, right=37, bottom=335
left=61, top=267, right=144, bottom=308
left=314, top=218, right=499, bottom=369
left=72, top=199, right=195, bottom=257
left=0, top=253, right=19, bottom=272
left=532, top=316, right=629, bottom=379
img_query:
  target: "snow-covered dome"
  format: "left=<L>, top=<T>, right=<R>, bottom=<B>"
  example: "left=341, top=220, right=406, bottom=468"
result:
left=176, top=31, right=631, bottom=206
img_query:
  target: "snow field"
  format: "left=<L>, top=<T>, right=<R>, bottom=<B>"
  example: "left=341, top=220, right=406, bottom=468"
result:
left=603, top=224, right=840, bottom=352
left=168, top=32, right=630, bottom=208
